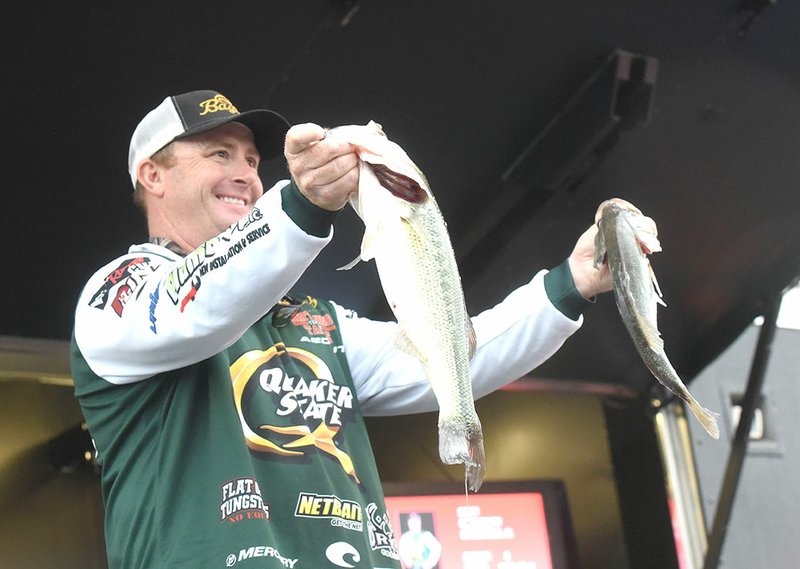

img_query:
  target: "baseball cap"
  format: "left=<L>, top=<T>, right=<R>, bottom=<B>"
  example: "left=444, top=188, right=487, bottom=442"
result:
left=127, top=90, right=290, bottom=187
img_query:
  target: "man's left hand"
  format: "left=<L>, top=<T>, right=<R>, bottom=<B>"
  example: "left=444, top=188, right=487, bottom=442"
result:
left=568, top=198, right=658, bottom=299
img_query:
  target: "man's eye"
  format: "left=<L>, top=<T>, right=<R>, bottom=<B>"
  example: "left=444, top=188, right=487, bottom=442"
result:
left=247, top=157, right=258, bottom=168
left=215, top=150, right=229, bottom=159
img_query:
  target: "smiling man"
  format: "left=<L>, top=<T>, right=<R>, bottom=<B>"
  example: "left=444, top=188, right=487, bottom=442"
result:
left=71, top=89, right=632, bottom=569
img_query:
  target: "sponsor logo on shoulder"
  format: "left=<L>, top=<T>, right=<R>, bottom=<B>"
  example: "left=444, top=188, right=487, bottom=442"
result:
left=89, top=257, right=156, bottom=316
left=295, top=492, right=363, bottom=532
left=163, top=209, right=270, bottom=311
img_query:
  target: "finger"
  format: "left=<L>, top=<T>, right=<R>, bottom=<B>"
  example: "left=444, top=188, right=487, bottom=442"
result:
left=284, top=123, right=327, bottom=155
left=298, top=161, right=360, bottom=211
left=294, top=151, right=359, bottom=191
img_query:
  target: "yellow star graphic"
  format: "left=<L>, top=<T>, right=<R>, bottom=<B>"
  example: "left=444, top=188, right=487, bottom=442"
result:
left=260, top=423, right=360, bottom=484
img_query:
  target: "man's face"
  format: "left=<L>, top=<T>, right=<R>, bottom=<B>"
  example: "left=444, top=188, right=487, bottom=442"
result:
left=156, top=122, right=264, bottom=250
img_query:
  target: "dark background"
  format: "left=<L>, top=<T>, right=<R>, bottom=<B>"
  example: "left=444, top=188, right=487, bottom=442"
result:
left=4, top=1, right=799, bottom=398
left=3, top=3, right=799, bottom=568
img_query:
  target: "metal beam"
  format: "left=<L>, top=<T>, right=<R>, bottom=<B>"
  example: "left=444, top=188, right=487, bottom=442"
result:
left=702, top=294, right=782, bottom=569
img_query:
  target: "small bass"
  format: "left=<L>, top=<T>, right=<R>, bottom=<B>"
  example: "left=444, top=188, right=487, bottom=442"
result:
left=328, top=121, right=485, bottom=491
left=595, top=201, right=720, bottom=439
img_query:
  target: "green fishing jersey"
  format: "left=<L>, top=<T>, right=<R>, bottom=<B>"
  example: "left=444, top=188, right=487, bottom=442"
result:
left=72, top=180, right=585, bottom=568
left=73, top=294, right=399, bottom=569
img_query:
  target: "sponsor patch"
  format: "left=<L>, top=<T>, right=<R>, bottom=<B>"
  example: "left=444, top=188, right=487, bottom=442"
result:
left=220, top=477, right=270, bottom=524
left=163, top=209, right=269, bottom=310
left=295, top=492, right=363, bottom=532
left=199, top=93, right=238, bottom=116
left=290, top=310, right=336, bottom=343
left=325, top=541, right=361, bottom=568
left=89, top=257, right=155, bottom=316
left=225, top=545, right=297, bottom=568
left=366, top=502, right=400, bottom=561
left=229, top=343, right=360, bottom=483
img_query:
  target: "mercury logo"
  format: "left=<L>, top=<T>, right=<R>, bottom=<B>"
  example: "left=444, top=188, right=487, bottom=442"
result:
left=225, top=545, right=297, bottom=567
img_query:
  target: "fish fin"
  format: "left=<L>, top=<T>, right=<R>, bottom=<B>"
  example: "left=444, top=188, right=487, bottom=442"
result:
left=359, top=224, right=380, bottom=262
left=687, top=400, right=721, bottom=439
left=649, top=263, right=667, bottom=307
left=594, top=222, right=607, bottom=269
left=636, top=311, right=664, bottom=352
left=394, top=327, right=427, bottom=364
left=366, top=120, right=385, bottom=135
left=337, top=222, right=381, bottom=270
left=438, top=418, right=485, bottom=492
left=631, top=215, right=662, bottom=254
left=467, top=317, right=477, bottom=360
left=336, top=254, right=362, bottom=271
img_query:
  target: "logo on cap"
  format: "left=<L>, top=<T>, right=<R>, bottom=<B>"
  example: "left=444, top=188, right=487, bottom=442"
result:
left=199, top=94, right=239, bottom=117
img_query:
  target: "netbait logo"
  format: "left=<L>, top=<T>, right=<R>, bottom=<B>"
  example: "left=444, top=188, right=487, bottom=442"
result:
left=199, top=93, right=238, bottom=116
left=225, top=545, right=297, bottom=568
left=295, top=492, right=363, bottom=532
left=220, top=477, right=269, bottom=524
left=230, top=343, right=360, bottom=483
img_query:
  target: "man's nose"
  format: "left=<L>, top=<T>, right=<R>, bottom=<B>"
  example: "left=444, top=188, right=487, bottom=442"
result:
left=231, top=159, right=258, bottom=184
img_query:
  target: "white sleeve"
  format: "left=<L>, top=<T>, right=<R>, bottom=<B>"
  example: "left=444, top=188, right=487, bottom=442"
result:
left=74, top=182, right=331, bottom=384
left=338, top=270, right=583, bottom=416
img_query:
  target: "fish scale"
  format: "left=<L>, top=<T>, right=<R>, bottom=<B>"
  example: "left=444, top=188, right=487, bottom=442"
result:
left=328, top=122, right=485, bottom=491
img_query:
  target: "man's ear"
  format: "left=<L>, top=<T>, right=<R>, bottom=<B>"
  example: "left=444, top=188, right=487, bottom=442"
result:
left=137, top=159, right=165, bottom=197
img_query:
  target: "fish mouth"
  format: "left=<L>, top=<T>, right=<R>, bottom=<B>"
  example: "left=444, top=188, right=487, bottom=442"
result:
left=368, top=163, right=428, bottom=204
left=596, top=199, right=643, bottom=223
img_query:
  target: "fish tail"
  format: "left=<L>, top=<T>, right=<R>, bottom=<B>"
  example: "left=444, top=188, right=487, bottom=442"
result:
left=646, top=356, right=720, bottom=439
left=686, top=399, right=721, bottom=439
left=438, top=418, right=486, bottom=492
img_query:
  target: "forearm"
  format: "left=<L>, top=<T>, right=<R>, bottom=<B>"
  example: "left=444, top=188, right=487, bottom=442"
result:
left=342, top=268, right=583, bottom=416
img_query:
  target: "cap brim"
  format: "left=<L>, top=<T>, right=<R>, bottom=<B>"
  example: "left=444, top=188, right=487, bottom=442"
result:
left=175, top=108, right=290, bottom=161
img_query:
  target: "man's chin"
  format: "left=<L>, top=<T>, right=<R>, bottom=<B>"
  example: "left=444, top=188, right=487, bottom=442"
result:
left=217, top=208, right=251, bottom=229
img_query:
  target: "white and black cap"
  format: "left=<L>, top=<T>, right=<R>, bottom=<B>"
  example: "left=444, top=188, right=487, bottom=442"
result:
left=127, top=90, right=290, bottom=187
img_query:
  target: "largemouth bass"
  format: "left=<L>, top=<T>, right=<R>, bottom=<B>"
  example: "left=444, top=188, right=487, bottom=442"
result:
left=595, top=201, right=720, bottom=439
left=328, top=121, right=485, bottom=490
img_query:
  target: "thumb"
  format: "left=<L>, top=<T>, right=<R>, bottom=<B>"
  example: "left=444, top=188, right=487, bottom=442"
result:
left=285, top=123, right=326, bottom=156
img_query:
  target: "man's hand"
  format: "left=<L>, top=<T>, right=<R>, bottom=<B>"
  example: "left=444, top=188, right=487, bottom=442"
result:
left=568, top=198, right=658, bottom=299
left=285, top=123, right=360, bottom=211
left=568, top=222, right=611, bottom=300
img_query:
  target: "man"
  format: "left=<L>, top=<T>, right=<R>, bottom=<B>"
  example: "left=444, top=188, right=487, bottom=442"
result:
left=398, top=512, right=442, bottom=569
left=72, top=90, right=636, bottom=569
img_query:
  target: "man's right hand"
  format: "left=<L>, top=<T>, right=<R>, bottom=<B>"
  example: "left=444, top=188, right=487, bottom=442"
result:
left=285, top=123, right=360, bottom=211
